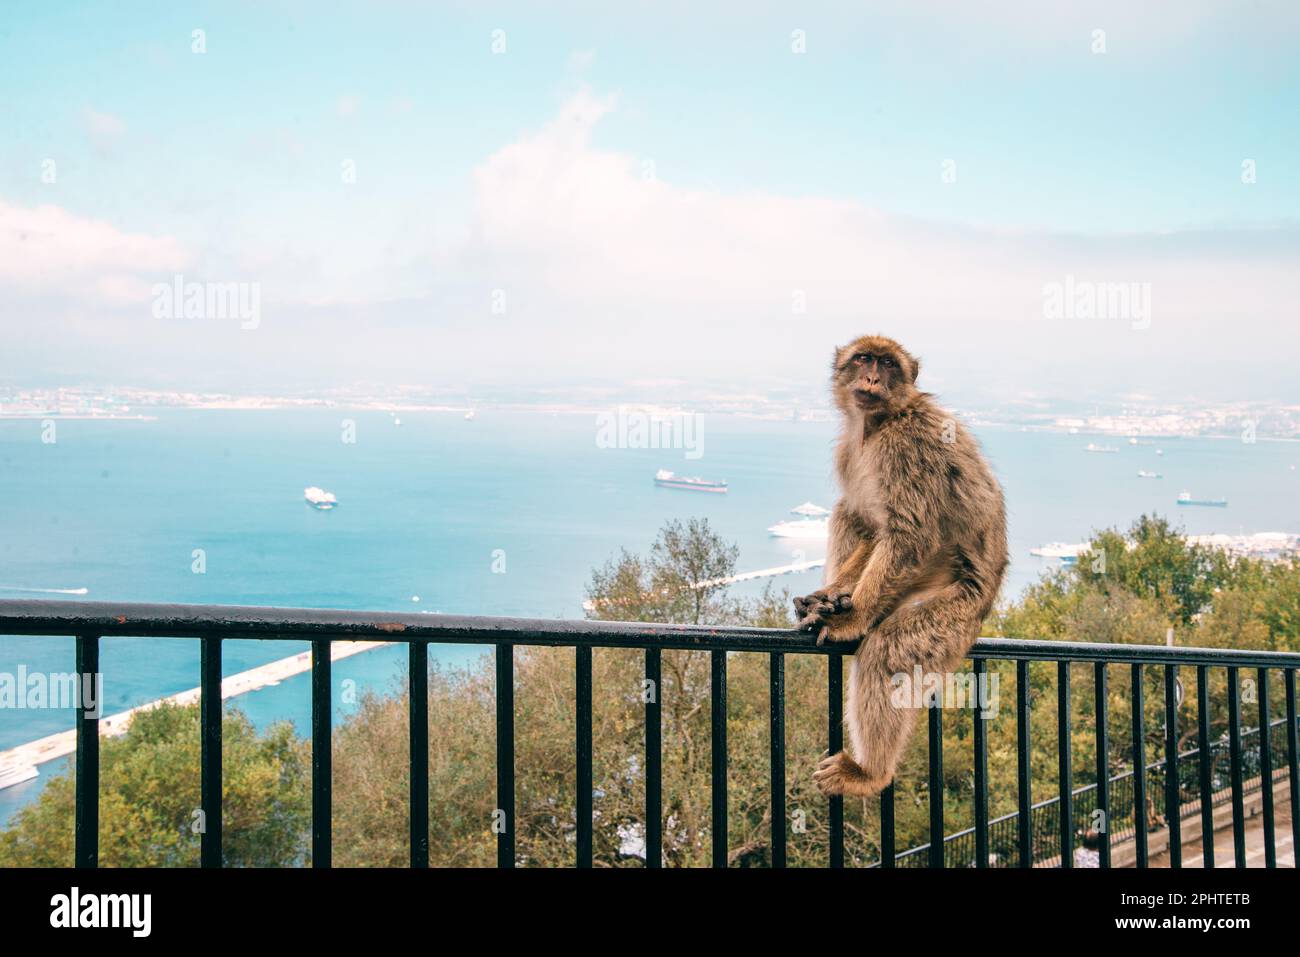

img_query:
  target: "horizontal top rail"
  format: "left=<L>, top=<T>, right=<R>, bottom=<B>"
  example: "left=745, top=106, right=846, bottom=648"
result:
left=2, top=599, right=1300, bottom=668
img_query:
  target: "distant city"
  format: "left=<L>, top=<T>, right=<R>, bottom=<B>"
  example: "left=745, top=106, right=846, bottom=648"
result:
left=3, top=384, right=1298, bottom=442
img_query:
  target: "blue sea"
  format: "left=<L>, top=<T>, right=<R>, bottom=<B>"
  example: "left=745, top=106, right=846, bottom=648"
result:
left=2, top=409, right=1298, bottom=822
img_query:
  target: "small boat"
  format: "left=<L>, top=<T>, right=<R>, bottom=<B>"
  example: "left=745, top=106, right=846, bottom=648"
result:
left=464, top=410, right=476, bottom=421
left=1155, top=449, right=1164, bottom=456
left=654, top=469, right=727, bottom=493
left=1137, top=470, right=1162, bottom=479
left=1177, top=490, right=1227, bottom=508
left=1084, top=443, right=1120, bottom=453
left=304, top=486, right=339, bottom=510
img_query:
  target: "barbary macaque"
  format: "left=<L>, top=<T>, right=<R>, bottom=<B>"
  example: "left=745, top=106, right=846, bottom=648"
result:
left=794, top=335, right=1008, bottom=797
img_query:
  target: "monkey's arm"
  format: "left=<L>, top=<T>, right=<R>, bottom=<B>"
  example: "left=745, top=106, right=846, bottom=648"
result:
left=793, top=504, right=874, bottom=627
left=816, top=430, right=948, bottom=640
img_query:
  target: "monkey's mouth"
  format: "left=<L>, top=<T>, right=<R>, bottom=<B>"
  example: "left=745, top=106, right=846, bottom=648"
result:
left=853, top=388, right=884, bottom=407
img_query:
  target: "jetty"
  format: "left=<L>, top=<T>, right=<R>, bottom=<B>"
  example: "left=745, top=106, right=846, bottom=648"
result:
left=693, top=558, right=826, bottom=589
left=582, top=557, right=826, bottom=613
left=0, top=640, right=388, bottom=785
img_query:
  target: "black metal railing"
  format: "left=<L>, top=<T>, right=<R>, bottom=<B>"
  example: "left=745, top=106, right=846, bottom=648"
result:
left=1, top=599, right=1298, bottom=869
left=891, top=716, right=1294, bottom=868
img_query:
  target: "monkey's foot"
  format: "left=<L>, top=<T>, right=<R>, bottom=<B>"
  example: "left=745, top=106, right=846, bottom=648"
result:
left=813, top=751, right=888, bottom=798
left=794, top=591, right=854, bottom=633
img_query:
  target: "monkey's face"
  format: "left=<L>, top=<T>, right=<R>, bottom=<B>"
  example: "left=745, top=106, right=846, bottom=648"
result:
left=832, top=335, right=920, bottom=417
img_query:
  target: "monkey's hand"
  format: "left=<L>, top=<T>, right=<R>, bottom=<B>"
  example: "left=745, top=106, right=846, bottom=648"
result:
left=794, top=591, right=855, bottom=637
left=812, top=603, right=869, bottom=647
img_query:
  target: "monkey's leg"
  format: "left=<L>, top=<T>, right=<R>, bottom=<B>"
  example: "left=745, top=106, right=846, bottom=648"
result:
left=818, top=586, right=983, bottom=796
left=813, top=652, right=911, bottom=798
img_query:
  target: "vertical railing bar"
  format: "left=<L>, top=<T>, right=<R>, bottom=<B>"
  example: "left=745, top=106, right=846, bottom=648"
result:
left=1095, top=662, right=1111, bottom=869
left=769, top=652, right=786, bottom=869
left=1016, top=659, right=1032, bottom=868
left=1131, top=662, right=1147, bottom=868
left=1057, top=660, right=1072, bottom=868
left=828, top=654, right=844, bottom=868
left=1286, top=669, right=1300, bottom=862
left=576, top=645, right=593, bottom=868
left=1227, top=665, right=1246, bottom=868
left=1163, top=664, right=1180, bottom=868
left=496, top=643, right=515, bottom=869
left=408, top=640, right=429, bottom=869
left=973, top=658, right=989, bottom=868
left=75, top=634, right=100, bottom=869
left=880, top=784, right=895, bottom=867
left=1257, top=667, right=1275, bottom=868
left=711, top=649, right=727, bottom=868
left=311, top=639, right=332, bottom=868
left=645, top=647, right=662, bottom=869
left=200, top=635, right=223, bottom=869
left=927, top=699, right=944, bottom=868
left=1196, top=665, right=1215, bottom=869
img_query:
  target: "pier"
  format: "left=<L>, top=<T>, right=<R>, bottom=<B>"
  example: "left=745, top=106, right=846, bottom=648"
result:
left=582, top=557, right=826, bottom=612
left=692, top=557, right=826, bottom=589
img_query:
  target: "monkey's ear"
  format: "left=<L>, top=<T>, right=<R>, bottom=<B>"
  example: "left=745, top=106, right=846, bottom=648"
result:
left=908, top=355, right=921, bottom=383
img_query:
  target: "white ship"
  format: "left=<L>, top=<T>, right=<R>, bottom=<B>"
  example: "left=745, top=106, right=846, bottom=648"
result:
left=0, top=762, right=38, bottom=791
left=1030, top=541, right=1088, bottom=560
left=465, top=410, right=476, bottom=421
left=768, top=502, right=831, bottom=539
left=1177, top=490, right=1227, bottom=508
left=1084, top=443, right=1120, bottom=453
left=654, top=469, right=728, bottom=493
left=304, top=486, right=338, bottom=510
left=1137, top=470, right=1162, bottom=479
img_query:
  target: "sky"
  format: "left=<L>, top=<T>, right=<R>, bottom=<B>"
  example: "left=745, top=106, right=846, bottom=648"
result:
left=1, top=0, right=1298, bottom=403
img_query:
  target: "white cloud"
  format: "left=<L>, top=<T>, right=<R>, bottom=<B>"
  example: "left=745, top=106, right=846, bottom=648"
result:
left=0, top=200, right=191, bottom=305
left=454, top=87, right=1296, bottom=335
left=83, top=108, right=126, bottom=138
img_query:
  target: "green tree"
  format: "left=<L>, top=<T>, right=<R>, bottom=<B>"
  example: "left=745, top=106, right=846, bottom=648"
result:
left=0, top=703, right=310, bottom=867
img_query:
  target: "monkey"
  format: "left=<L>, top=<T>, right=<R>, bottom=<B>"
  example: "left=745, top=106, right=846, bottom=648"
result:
left=793, top=334, right=1008, bottom=798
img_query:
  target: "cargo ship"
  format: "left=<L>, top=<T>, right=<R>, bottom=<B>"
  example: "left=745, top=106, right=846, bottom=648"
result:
left=653, top=469, right=727, bottom=493
left=1177, top=490, right=1227, bottom=508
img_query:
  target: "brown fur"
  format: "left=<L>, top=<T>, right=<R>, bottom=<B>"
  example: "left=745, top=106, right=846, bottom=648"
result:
left=793, top=335, right=1008, bottom=797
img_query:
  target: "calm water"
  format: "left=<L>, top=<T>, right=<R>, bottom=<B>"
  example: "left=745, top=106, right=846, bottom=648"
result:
left=2, top=409, right=1297, bottom=821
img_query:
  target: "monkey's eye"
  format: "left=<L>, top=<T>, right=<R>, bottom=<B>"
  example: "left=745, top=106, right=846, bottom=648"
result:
left=853, top=353, right=872, bottom=364
left=879, top=356, right=895, bottom=368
